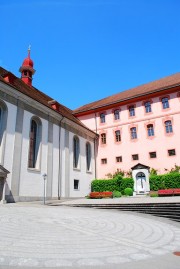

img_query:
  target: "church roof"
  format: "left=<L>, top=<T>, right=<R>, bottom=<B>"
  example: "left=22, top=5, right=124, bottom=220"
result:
left=0, top=67, right=95, bottom=135
left=73, top=72, right=180, bottom=114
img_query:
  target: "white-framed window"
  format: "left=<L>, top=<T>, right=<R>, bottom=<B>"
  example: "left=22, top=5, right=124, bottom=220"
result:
left=86, top=142, right=91, bottom=172
left=144, top=101, right=152, bottom=113
left=101, top=133, right=106, bottom=144
left=147, top=124, right=154, bottom=137
left=28, top=117, right=42, bottom=169
left=114, top=109, right=120, bottom=120
left=162, top=97, right=169, bottom=109
left=130, top=127, right=137, bottom=139
left=115, top=130, right=121, bottom=142
left=100, top=113, right=106, bottom=123
left=73, top=136, right=80, bottom=169
left=129, top=106, right=135, bottom=117
left=165, top=120, right=173, bottom=133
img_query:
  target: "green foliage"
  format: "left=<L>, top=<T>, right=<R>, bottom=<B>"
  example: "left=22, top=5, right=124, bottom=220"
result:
left=91, top=177, right=133, bottom=194
left=150, top=193, right=159, bottom=197
left=91, top=178, right=120, bottom=192
left=124, top=187, right=133, bottom=196
left=113, top=190, right=122, bottom=198
left=164, top=164, right=180, bottom=173
left=150, top=168, right=158, bottom=176
left=120, top=178, right=134, bottom=193
left=150, top=172, right=180, bottom=191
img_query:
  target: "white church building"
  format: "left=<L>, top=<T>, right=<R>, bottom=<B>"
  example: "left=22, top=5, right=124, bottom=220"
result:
left=0, top=50, right=97, bottom=203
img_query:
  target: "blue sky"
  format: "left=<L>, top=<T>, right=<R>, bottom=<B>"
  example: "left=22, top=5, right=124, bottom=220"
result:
left=1, top=0, right=180, bottom=109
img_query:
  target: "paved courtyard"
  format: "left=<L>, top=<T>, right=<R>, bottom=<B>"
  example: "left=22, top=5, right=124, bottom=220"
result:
left=0, top=202, right=180, bottom=269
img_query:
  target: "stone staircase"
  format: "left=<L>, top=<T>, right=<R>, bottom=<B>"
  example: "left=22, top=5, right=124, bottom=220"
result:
left=68, top=202, right=180, bottom=222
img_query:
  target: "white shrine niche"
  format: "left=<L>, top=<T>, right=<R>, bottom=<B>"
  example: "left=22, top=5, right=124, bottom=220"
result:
left=131, top=163, right=150, bottom=196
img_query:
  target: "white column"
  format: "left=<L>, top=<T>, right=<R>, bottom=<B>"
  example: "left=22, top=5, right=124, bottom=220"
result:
left=0, top=178, right=7, bottom=204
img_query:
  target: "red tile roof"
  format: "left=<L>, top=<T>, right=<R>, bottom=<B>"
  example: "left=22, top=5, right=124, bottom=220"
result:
left=0, top=67, right=95, bottom=135
left=73, top=73, right=180, bottom=114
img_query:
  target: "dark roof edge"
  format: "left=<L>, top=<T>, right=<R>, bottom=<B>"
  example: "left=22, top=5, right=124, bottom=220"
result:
left=73, top=83, right=180, bottom=114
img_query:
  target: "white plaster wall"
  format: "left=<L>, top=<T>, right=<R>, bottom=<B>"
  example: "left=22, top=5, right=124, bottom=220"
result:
left=69, top=131, right=95, bottom=197
left=19, top=110, right=48, bottom=197
left=3, top=102, right=17, bottom=192
left=52, top=124, right=61, bottom=198
left=59, top=127, right=66, bottom=197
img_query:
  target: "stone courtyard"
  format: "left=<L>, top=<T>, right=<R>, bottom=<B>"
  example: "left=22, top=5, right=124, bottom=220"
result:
left=0, top=202, right=180, bottom=269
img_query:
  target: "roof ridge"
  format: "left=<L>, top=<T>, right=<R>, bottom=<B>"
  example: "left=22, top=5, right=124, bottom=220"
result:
left=73, top=72, right=180, bottom=114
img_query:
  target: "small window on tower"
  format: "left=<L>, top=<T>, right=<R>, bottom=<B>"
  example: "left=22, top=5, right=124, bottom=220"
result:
left=24, top=71, right=27, bottom=76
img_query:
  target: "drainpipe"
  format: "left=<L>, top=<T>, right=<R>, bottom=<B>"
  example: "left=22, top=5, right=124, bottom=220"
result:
left=94, top=112, right=98, bottom=179
left=58, top=116, right=64, bottom=200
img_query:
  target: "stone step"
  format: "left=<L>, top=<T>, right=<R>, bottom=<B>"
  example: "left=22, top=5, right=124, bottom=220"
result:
left=70, top=203, right=180, bottom=222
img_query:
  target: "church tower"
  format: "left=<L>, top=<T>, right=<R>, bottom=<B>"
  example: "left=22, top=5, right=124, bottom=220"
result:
left=19, top=46, right=35, bottom=86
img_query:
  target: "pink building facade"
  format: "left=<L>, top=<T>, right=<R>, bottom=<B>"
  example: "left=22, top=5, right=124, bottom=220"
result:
left=74, top=74, right=180, bottom=178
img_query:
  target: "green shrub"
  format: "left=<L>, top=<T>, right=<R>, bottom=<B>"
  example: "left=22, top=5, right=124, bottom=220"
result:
left=124, top=187, right=133, bottom=196
left=150, top=172, right=180, bottom=191
left=150, top=193, right=159, bottom=197
left=120, top=178, right=134, bottom=193
left=91, top=176, right=133, bottom=193
left=113, top=190, right=122, bottom=198
left=91, top=178, right=120, bottom=192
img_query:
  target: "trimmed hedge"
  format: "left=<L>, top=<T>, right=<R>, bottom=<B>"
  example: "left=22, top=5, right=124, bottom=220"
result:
left=91, top=176, right=133, bottom=193
left=91, top=178, right=120, bottom=192
left=149, top=172, right=180, bottom=191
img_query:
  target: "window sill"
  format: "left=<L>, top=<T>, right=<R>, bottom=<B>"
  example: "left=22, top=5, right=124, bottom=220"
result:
left=86, top=171, right=92, bottom=174
left=27, top=168, right=41, bottom=173
left=73, top=168, right=81, bottom=172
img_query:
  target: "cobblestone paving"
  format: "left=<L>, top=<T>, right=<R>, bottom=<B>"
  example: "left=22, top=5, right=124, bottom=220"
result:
left=0, top=205, right=180, bottom=268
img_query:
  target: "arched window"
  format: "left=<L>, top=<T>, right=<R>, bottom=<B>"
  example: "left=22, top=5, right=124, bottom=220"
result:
left=130, top=127, right=137, bottom=139
left=165, top=120, right=173, bottom=133
left=73, top=136, right=80, bottom=168
left=0, top=101, right=8, bottom=164
left=86, top=142, right=91, bottom=171
left=115, top=130, right=121, bottom=142
left=147, top=124, right=154, bottom=137
left=28, top=118, right=42, bottom=168
left=162, top=97, right=169, bottom=109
